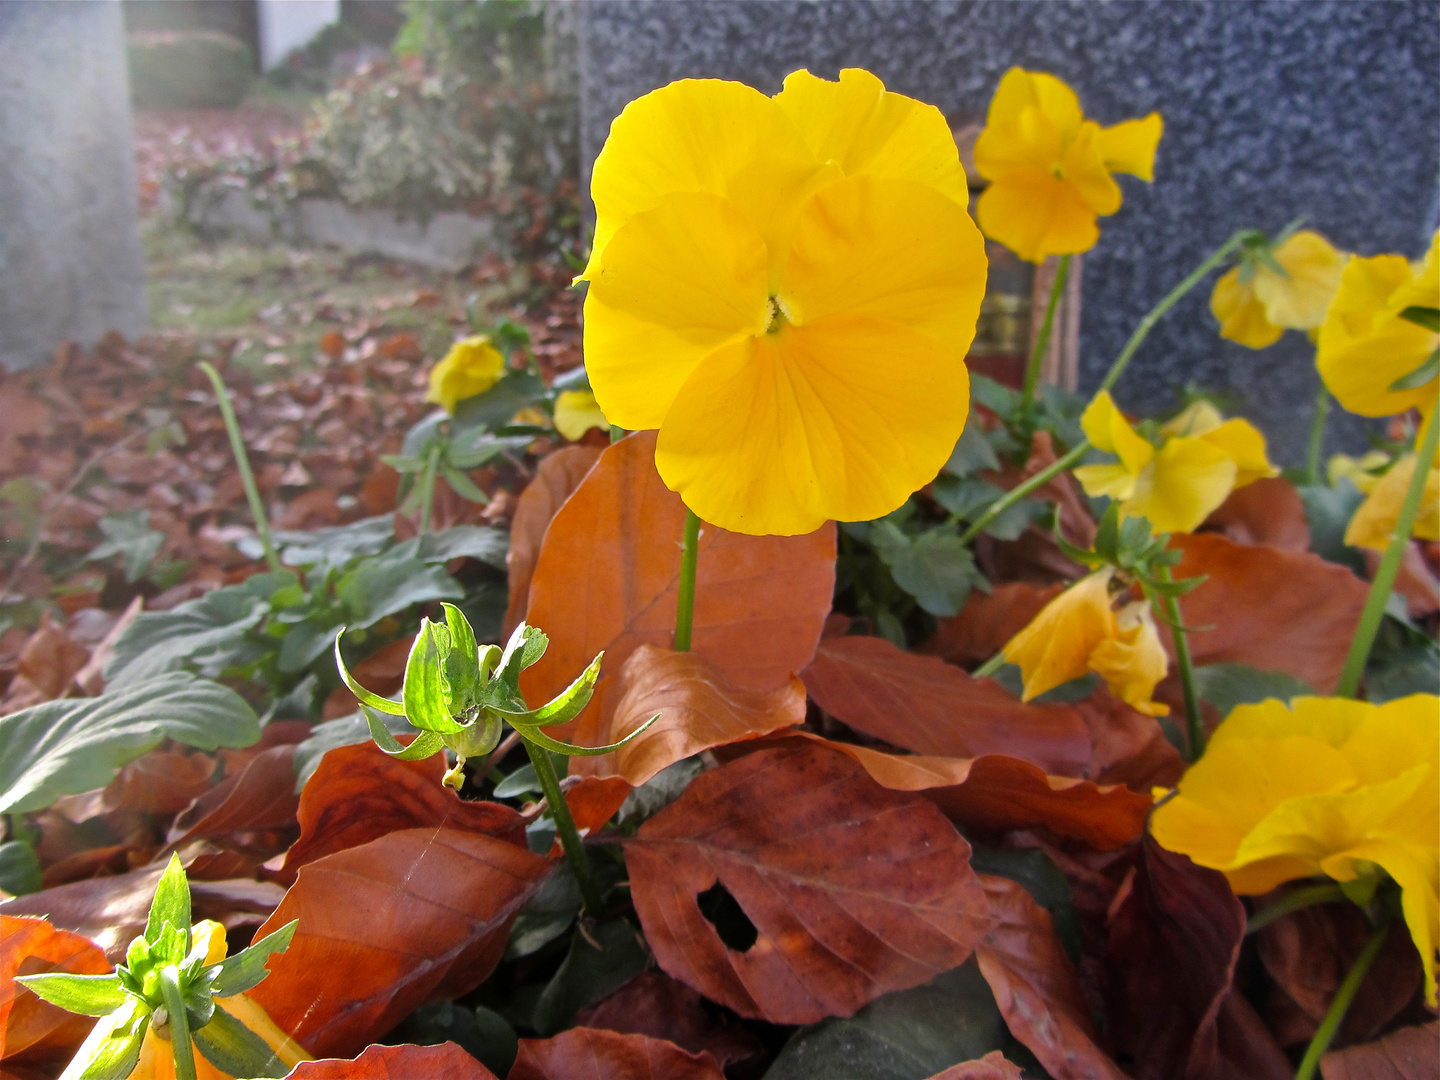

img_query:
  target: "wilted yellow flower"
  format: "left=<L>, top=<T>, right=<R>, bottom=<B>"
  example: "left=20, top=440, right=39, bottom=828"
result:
left=1001, top=567, right=1169, bottom=716
left=553, top=390, right=609, bottom=441
left=1317, top=230, right=1438, bottom=422
left=582, top=69, right=986, bottom=535
left=1210, top=231, right=1347, bottom=348
left=1073, top=393, right=1277, bottom=534
left=1344, top=453, right=1440, bottom=552
left=1327, top=450, right=1390, bottom=492
left=1151, top=695, right=1440, bottom=1004
left=972, top=68, right=1162, bottom=263
left=426, top=336, right=505, bottom=414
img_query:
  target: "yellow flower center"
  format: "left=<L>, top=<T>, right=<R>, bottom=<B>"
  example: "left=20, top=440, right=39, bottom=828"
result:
left=765, top=295, right=794, bottom=335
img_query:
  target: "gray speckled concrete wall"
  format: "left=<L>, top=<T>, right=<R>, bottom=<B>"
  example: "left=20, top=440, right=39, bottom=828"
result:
left=578, top=0, right=1440, bottom=463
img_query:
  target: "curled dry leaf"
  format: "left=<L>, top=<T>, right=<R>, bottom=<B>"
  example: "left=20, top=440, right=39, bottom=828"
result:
left=570, top=645, right=806, bottom=786
left=246, top=827, right=551, bottom=1058
left=285, top=1041, right=500, bottom=1079
left=0, top=615, right=90, bottom=715
left=920, top=582, right=1063, bottom=669
left=510, top=1027, right=725, bottom=1080
left=626, top=741, right=994, bottom=1025
left=521, top=431, right=835, bottom=734
left=1201, top=477, right=1310, bottom=551
left=276, top=741, right=524, bottom=885
left=925, top=1050, right=1026, bottom=1079
left=1074, top=691, right=1185, bottom=793
left=103, top=749, right=217, bottom=814
left=1320, top=1022, right=1440, bottom=1080
left=167, top=744, right=301, bottom=858
left=0, top=916, right=109, bottom=1071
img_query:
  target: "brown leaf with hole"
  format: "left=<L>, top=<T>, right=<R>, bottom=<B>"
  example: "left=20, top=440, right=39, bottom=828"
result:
left=521, top=431, right=835, bottom=734
left=570, top=645, right=806, bottom=786
left=504, top=444, right=603, bottom=637
left=1202, top=477, right=1310, bottom=551
left=276, top=742, right=525, bottom=885
left=167, top=744, right=300, bottom=858
left=246, top=827, right=550, bottom=1058
left=626, top=741, right=993, bottom=1025
left=920, top=582, right=1063, bottom=669
left=802, top=636, right=1092, bottom=774
left=103, top=750, right=216, bottom=815
left=1320, top=1022, right=1440, bottom=1080
left=925, top=1051, right=1026, bottom=1079
left=510, top=1028, right=725, bottom=1080
left=285, top=1042, right=499, bottom=1079
left=973, top=874, right=1126, bottom=1080
left=573, top=972, right=764, bottom=1072
left=0, top=916, right=109, bottom=1073
left=1166, top=533, right=1367, bottom=693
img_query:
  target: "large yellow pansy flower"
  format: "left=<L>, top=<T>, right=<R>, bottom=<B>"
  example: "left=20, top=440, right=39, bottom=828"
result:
left=1317, top=230, right=1439, bottom=422
left=972, top=68, right=1162, bottom=263
left=1344, top=453, right=1440, bottom=552
left=1001, top=567, right=1169, bottom=716
left=1073, top=393, right=1277, bottom=534
left=1210, top=231, right=1347, bottom=349
left=427, top=335, right=506, bottom=414
left=1151, top=695, right=1440, bottom=1004
left=583, top=69, right=986, bottom=535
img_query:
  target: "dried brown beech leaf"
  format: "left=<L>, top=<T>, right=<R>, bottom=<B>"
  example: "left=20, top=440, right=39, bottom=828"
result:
left=925, top=1050, right=1026, bottom=1079
left=276, top=742, right=524, bottom=885
left=504, top=444, right=603, bottom=637
left=973, top=874, right=1126, bottom=1080
left=1321, top=1022, right=1440, bottom=1080
left=103, top=749, right=217, bottom=815
left=574, top=972, right=764, bottom=1072
left=1075, top=691, right=1184, bottom=793
left=0, top=616, right=90, bottom=715
left=1202, top=477, right=1310, bottom=551
left=246, top=827, right=550, bottom=1058
left=510, top=1027, right=725, bottom=1080
left=626, top=742, right=993, bottom=1025
left=547, top=776, right=633, bottom=856
left=920, top=582, right=1063, bottom=669
left=570, top=645, right=806, bottom=786
left=167, top=744, right=300, bottom=857
left=802, top=636, right=1091, bottom=775
left=522, top=431, right=835, bottom=733
left=1168, top=534, right=1368, bottom=693
left=1377, top=544, right=1440, bottom=621
left=285, top=1042, right=500, bottom=1079
left=0, top=916, right=108, bottom=1071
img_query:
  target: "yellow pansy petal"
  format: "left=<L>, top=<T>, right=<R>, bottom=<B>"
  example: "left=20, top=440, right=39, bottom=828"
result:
left=1160, top=400, right=1225, bottom=440
left=553, top=390, right=609, bottom=441
left=1344, top=454, right=1440, bottom=551
left=1340, top=694, right=1440, bottom=791
left=584, top=192, right=770, bottom=430
left=1097, top=113, right=1163, bottom=180
left=1002, top=569, right=1116, bottom=701
left=983, top=67, right=1084, bottom=145
left=1197, top=417, right=1278, bottom=488
left=1210, top=696, right=1372, bottom=750
left=1080, top=391, right=1154, bottom=473
left=427, top=336, right=506, bottom=414
left=1330, top=837, right=1439, bottom=1006
left=1123, top=435, right=1237, bottom=533
left=774, top=68, right=968, bottom=204
left=782, top=175, right=987, bottom=350
left=1211, top=266, right=1284, bottom=349
left=1391, top=228, right=1440, bottom=313
left=1074, top=461, right=1139, bottom=501
left=1088, top=600, right=1170, bottom=716
left=1253, top=230, right=1347, bottom=331
left=1149, top=795, right=1253, bottom=872
left=654, top=314, right=969, bottom=536
left=974, top=170, right=1099, bottom=263
left=1060, top=122, right=1122, bottom=216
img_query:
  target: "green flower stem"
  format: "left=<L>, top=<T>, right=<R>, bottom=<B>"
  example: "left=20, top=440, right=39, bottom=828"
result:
left=1098, top=231, right=1249, bottom=394
left=1305, top=387, right=1332, bottom=486
left=972, top=651, right=1006, bottom=679
left=1246, top=882, right=1348, bottom=935
left=959, top=440, right=1091, bottom=546
left=417, top=443, right=442, bottom=535
left=1294, top=917, right=1392, bottom=1080
left=1337, top=409, right=1440, bottom=697
left=673, top=508, right=702, bottom=652
left=523, top=738, right=602, bottom=915
left=158, top=965, right=198, bottom=1080
left=1157, top=564, right=1206, bottom=762
left=1020, top=254, right=1072, bottom=416
left=198, top=363, right=280, bottom=574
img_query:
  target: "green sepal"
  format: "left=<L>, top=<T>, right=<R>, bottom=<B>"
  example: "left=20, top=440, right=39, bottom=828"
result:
left=1388, top=346, right=1439, bottom=392
left=403, top=620, right=465, bottom=733
left=334, top=631, right=406, bottom=715
left=365, top=707, right=445, bottom=760
left=493, top=652, right=603, bottom=728
left=517, top=712, right=659, bottom=758
left=476, top=643, right=500, bottom=685
left=56, top=996, right=150, bottom=1080
left=191, top=1003, right=290, bottom=1079
left=495, top=622, right=548, bottom=692
left=14, top=973, right=127, bottom=1017
left=145, top=854, right=191, bottom=956
left=1398, top=305, right=1440, bottom=334
left=441, top=603, right=481, bottom=709
left=209, top=920, right=297, bottom=998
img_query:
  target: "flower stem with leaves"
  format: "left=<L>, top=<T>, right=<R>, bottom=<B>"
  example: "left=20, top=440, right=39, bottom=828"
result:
left=199, top=362, right=280, bottom=574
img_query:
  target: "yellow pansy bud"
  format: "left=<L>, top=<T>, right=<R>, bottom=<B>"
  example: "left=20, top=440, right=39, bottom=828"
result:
left=426, top=335, right=506, bottom=415
left=1210, top=231, right=1347, bottom=349
left=553, top=390, right=609, bottom=441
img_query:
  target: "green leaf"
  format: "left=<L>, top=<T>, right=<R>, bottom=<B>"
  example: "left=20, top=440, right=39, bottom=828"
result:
left=192, top=1004, right=293, bottom=1078
left=392, top=1002, right=518, bottom=1080
left=271, top=517, right=395, bottom=574
left=1398, top=305, right=1440, bottom=333
left=294, top=710, right=416, bottom=786
left=492, top=763, right=542, bottom=799
left=447, top=430, right=530, bottom=470
left=405, top=526, right=509, bottom=569
left=1296, top=480, right=1367, bottom=572
left=969, top=847, right=1082, bottom=964
left=87, top=510, right=164, bottom=583
left=14, top=973, right=128, bottom=1017
left=1365, top=644, right=1440, bottom=704
left=441, top=465, right=492, bottom=504
left=210, top=920, right=297, bottom=998
left=943, top=424, right=1000, bottom=478
left=495, top=623, right=548, bottom=691
left=335, top=554, right=464, bottom=630
left=400, top=412, right=448, bottom=459
left=276, top=615, right=345, bottom=674
left=981, top=498, right=1050, bottom=542
left=491, top=653, right=602, bottom=728
left=0, top=838, right=42, bottom=895
left=441, top=603, right=481, bottom=707
left=517, top=711, right=659, bottom=758
left=503, top=864, right=581, bottom=960
left=930, top=476, right=1000, bottom=520
left=56, top=995, right=150, bottom=1080
left=872, top=523, right=982, bottom=617
left=402, top=621, right=465, bottom=733
left=334, top=633, right=406, bottom=715
left=1388, top=345, right=1439, bottom=392
left=451, top=372, right=547, bottom=431
left=530, top=917, right=648, bottom=1036
left=615, top=757, right=704, bottom=828
left=0, top=673, right=261, bottom=815
left=146, top=855, right=192, bottom=954
left=365, top=707, right=447, bottom=760
left=1193, top=663, right=1313, bottom=718
left=969, top=374, right=1018, bottom=419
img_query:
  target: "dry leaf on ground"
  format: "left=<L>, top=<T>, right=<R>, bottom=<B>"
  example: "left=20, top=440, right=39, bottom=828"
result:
left=0, top=916, right=109, bottom=1073
left=1201, top=477, right=1310, bottom=551
left=920, top=582, right=1063, bottom=669
left=504, top=444, right=603, bottom=636
left=510, top=1027, right=725, bottom=1080
left=1320, top=1022, right=1440, bottom=1080
left=285, top=1041, right=500, bottom=1079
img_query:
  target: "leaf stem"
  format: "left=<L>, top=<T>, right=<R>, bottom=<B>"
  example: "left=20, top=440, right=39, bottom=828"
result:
left=959, top=440, right=1091, bottom=546
left=673, top=508, right=702, bottom=652
left=523, top=738, right=601, bottom=915
left=158, top=966, right=198, bottom=1080
left=1020, top=254, right=1072, bottom=416
left=1157, top=564, right=1206, bottom=761
left=198, top=363, right=280, bottom=574
left=1294, top=917, right=1392, bottom=1080
left=1246, top=882, right=1348, bottom=935
left=1305, top=387, right=1331, bottom=486
left=417, top=443, right=441, bottom=536
left=1336, top=409, right=1440, bottom=697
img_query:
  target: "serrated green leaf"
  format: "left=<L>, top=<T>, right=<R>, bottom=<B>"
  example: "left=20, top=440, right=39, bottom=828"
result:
left=146, top=855, right=191, bottom=954
left=873, top=525, right=982, bottom=617
left=14, top=973, right=127, bottom=1017
left=335, top=554, right=464, bottom=631
left=87, top=510, right=164, bottom=583
left=210, top=920, right=296, bottom=998
left=943, top=423, right=1001, bottom=477
left=982, top=498, right=1049, bottom=541
left=1296, top=480, right=1366, bottom=572
left=969, top=373, right=1019, bottom=419
left=56, top=995, right=150, bottom=1080
left=531, top=917, right=647, bottom=1035
left=1193, top=663, right=1313, bottom=718
left=407, top=526, right=508, bottom=570
left=272, top=516, right=395, bottom=573
left=1365, top=644, right=1440, bottom=704
left=192, top=1005, right=290, bottom=1078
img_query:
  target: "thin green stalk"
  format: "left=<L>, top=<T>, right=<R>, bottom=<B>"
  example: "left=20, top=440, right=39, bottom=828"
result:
left=1246, top=882, right=1348, bottom=934
left=673, top=509, right=702, bottom=652
left=417, top=443, right=441, bottom=535
left=1337, top=411, right=1440, bottom=697
left=158, top=966, right=198, bottom=1080
left=1157, top=564, right=1206, bottom=761
left=198, top=363, right=280, bottom=574
left=1305, top=387, right=1331, bottom=486
left=959, top=440, right=1091, bottom=546
left=1099, top=232, right=1249, bottom=394
left=973, top=651, right=1006, bottom=679
left=523, top=738, right=602, bottom=915
left=1294, top=918, right=1392, bottom=1080
left=1021, top=254, right=1072, bottom=414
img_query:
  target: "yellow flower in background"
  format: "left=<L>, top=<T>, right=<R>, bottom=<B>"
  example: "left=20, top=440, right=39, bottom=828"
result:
left=1151, top=695, right=1440, bottom=1005
left=582, top=69, right=986, bottom=535
left=1344, top=453, right=1440, bottom=552
left=553, top=390, right=609, bottom=441
left=1327, top=450, right=1390, bottom=492
left=1001, top=567, right=1169, bottom=716
left=1317, top=230, right=1439, bottom=422
left=426, top=335, right=506, bottom=414
left=1210, top=230, right=1348, bottom=348
left=1073, top=393, right=1277, bottom=534
left=972, top=68, right=1162, bottom=263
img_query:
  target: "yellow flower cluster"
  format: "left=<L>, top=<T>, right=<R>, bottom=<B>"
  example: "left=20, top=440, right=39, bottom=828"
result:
left=426, top=335, right=505, bottom=414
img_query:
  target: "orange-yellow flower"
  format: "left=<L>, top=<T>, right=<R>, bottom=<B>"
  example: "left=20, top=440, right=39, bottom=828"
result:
left=426, top=335, right=505, bottom=414
left=1210, top=231, right=1347, bottom=348
left=582, top=69, right=986, bottom=536
left=972, top=68, right=1162, bottom=263
left=1344, top=453, right=1440, bottom=552
left=1151, top=694, right=1440, bottom=1004
left=553, top=390, right=609, bottom=441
